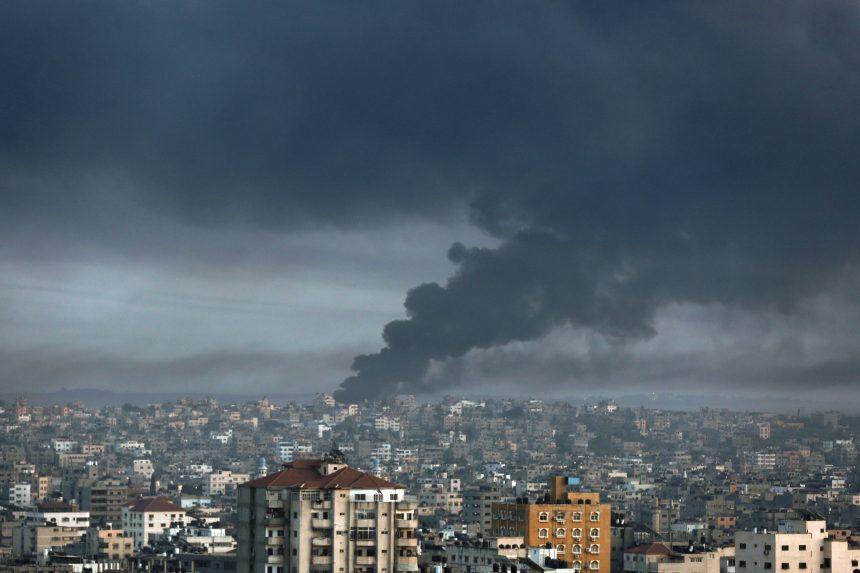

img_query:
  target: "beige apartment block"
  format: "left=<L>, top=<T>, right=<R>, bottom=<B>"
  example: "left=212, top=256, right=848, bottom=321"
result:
left=203, top=469, right=251, bottom=496
left=735, top=513, right=860, bottom=572
left=237, top=454, right=419, bottom=573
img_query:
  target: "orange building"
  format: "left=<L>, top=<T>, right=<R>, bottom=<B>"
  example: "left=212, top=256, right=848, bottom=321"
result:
left=491, top=476, right=611, bottom=573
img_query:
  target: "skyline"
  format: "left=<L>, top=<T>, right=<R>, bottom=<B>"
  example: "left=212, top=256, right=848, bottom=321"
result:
left=2, top=2, right=860, bottom=404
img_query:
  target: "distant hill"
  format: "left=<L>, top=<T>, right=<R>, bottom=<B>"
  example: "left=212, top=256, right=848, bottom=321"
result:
left=0, top=388, right=315, bottom=408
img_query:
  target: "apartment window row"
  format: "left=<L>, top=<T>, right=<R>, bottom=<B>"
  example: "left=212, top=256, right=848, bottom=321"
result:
left=538, top=511, right=599, bottom=522
left=538, top=528, right=599, bottom=540
left=737, top=562, right=807, bottom=570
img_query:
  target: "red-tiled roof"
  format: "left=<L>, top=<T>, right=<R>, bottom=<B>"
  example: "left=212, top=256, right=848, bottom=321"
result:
left=37, top=501, right=74, bottom=512
left=243, top=461, right=401, bottom=490
left=126, top=496, right=184, bottom=513
left=625, top=543, right=673, bottom=556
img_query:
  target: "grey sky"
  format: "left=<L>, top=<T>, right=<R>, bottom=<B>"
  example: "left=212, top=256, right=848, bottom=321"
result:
left=2, top=2, right=860, bottom=403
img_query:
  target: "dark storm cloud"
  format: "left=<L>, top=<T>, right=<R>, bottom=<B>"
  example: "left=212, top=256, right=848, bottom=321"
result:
left=2, top=2, right=859, bottom=399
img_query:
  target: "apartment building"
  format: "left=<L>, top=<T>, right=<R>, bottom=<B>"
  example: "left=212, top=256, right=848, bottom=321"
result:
left=85, top=528, right=135, bottom=561
left=622, top=543, right=730, bottom=573
left=237, top=453, right=419, bottom=573
left=122, top=496, right=186, bottom=549
left=80, top=478, right=128, bottom=526
left=462, top=484, right=504, bottom=534
left=735, top=513, right=860, bottom=572
left=491, top=476, right=611, bottom=573
left=9, top=482, right=31, bottom=507
left=203, top=469, right=251, bottom=496
left=27, top=500, right=91, bottom=531
left=12, top=524, right=85, bottom=558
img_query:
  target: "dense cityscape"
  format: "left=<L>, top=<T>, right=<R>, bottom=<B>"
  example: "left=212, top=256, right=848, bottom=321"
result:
left=2, top=395, right=860, bottom=572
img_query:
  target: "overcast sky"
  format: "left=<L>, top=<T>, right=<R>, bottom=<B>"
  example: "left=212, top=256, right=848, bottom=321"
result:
left=2, top=2, right=860, bottom=404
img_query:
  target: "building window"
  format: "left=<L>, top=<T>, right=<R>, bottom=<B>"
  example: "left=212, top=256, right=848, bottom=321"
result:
left=588, top=561, right=599, bottom=570
left=589, top=544, right=599, bottom=554
left=539, top=512, right=549, bottom=522
left=557, top=545, right=565, bottom=553
left=539, top=528, right=549, bottom=539
left=589, top=512, right=600, bottom=521
left=355, top=494, right=366, bottom=501
left=572, top=528, right=582, bottom=538
left=589, top=528, right=599, bottom=538
left=781, top=546, right=789, bottom=551
left=572, top=545, right=581, bottom=554
left=349, top=527, right=376, bottom=541
left=799, top=545, right=806, bottom=550
left=799, top=563, right=807, bottom=569
left=556, top=528, right=566, bottom=538
left=739, top=561, right=746, bottom=568
left=781, top=565, right=789, bottom=570
left=572, top=512, right=582, bottom=522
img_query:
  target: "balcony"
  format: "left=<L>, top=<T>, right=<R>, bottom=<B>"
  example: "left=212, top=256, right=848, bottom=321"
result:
left=312, top=537, right=332, bottom=546
left=311, top=555, right=333, bottom=566
left=312, top=500, right=333, bottom=510
left=265, top=517, right=285, bottom=526
left=396, top=562, right=419, bottom=572
left=312, top=518, right=332, bottom=529
left=267, top=537, right=282, bottom=545
left=355, top=555, right=376, bottom=566
left=267, top=556, right=284, bottom=565
left=395, top=519, right=418, bottom=529
left=396, top=537, right=418, bottom=547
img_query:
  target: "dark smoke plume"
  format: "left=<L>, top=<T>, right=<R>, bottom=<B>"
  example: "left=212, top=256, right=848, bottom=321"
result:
left=334, top=2, right=860, bottom=402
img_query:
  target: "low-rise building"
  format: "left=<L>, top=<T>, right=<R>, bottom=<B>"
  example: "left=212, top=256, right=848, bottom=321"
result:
left=122, top=496, right=186, bottom=550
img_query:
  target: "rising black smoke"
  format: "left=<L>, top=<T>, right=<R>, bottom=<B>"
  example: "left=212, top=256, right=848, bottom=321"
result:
left=334, top=2, right=860, bottom=402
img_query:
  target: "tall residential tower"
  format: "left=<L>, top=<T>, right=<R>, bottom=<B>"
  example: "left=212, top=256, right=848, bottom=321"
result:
left=237, top=453, right=419, bottom=573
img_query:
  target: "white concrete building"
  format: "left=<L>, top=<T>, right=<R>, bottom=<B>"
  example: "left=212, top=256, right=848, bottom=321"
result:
left=27, top=501, right=91, bottom=530
left=158, top=524, right=236, bottom=553
left=50, top=438, right=78, bottom=453
left=122, top=496, right=186, bottom=549
left=735, top=515, right=860, bottom=572
left=10, top=483, right=32, bottom=507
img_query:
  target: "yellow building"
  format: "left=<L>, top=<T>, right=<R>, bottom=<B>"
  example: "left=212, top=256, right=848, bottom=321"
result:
left=491, top=476, right=611, bottom=573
